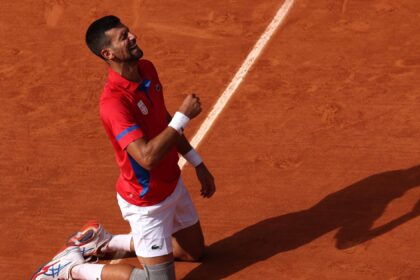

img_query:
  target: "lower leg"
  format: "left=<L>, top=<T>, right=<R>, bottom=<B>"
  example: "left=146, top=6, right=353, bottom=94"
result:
left=71, top=263, right=136, bottom=280
left=101, top=234, right=134, bottom=254
left=172, top=222, right=205, bottom=261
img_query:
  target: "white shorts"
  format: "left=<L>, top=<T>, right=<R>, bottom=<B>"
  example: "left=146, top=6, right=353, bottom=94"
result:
left=117, top=178, right=199, bottom=258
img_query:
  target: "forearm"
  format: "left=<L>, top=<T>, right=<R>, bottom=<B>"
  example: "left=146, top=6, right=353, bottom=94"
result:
left=142, top=128, right=180, bottom=167
left=176, top=134, right=205, bottom=167
left=128, top=113, right=190, bottom=170
left=175, top=134, right=193, bottom=156
left=166, top=110, right=203, bottom=167
left=167, top=111, right=193, bottom=155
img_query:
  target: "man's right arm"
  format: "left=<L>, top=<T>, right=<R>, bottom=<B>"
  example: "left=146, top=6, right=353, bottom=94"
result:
left=126, top=94, right=201, bottom=170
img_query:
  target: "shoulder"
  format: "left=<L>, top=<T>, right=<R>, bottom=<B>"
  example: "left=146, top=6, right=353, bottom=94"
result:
left=138, top=59, right=156, bottom=70
left=100, top=86, right=130, bottom=117
left=101, top=83, right=120, bottom=105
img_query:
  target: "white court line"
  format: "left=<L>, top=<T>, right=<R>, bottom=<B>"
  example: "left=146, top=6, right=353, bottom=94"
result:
left=178, top=0, right=295, bottom=168
left=110, top=0, right=295, bottom=264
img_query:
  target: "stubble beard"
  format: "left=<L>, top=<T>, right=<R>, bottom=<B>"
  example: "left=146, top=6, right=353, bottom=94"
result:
left=128, top=46, right=143, bottom=62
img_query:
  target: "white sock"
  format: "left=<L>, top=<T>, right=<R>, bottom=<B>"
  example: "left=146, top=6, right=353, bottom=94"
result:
left=102, top=234, right=132, bottom=253
left=71, top=263, right=104, bottom=280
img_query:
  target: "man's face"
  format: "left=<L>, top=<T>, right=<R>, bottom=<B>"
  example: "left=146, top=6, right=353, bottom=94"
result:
left=103, top=23, right=143, bottom=62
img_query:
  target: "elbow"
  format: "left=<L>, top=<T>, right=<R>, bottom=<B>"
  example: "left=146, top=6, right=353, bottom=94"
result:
left=128, top=144, right=159, bottom=170
left=142, top=161, right=157, bottom=171
left=140, top=155, right=159, bottom=171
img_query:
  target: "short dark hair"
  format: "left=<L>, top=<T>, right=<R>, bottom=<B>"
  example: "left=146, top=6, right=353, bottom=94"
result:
left=85, top=15, right=121, bottom=59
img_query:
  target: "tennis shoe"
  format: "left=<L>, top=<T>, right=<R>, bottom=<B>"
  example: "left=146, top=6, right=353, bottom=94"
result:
left=67, top=220, right=113, bottom=259
left=31, top=246, right=84, bottom=280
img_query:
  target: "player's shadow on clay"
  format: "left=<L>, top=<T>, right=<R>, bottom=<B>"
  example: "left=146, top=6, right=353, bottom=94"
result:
left=184, top=164, right=420, bottom=280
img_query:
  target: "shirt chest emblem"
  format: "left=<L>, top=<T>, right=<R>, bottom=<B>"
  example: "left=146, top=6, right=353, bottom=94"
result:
left=137, top=100, right=149, bottom=115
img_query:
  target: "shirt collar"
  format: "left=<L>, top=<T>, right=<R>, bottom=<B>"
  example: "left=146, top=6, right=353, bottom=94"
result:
left=107, top=66, right=142, bottom=93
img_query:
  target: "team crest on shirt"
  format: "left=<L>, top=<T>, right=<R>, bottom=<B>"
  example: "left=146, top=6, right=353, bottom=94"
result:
left=155, top=83, right=161, bottom=92
left=137, top=100, right=149, bottom=115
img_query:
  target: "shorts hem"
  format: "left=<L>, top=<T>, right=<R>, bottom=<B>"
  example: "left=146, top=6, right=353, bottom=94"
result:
left=172, top=217, right=199, bottom=234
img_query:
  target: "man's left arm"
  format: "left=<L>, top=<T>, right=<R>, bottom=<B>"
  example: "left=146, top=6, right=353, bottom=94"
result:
left=166, top=111, right=216, bottom=198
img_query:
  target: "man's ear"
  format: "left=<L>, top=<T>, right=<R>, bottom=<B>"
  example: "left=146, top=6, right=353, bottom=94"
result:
left=101, top=48, right=114, bottom=61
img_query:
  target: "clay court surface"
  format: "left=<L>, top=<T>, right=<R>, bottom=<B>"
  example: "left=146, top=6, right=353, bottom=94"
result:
left=1, top=0, right=420, bottom=279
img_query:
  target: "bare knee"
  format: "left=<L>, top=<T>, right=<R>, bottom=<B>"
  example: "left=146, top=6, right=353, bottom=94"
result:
left=176, top=244, right=205, bottom=262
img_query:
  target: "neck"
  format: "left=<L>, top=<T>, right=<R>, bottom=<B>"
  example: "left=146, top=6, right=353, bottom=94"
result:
left=110, top=60, right=142, bottom=82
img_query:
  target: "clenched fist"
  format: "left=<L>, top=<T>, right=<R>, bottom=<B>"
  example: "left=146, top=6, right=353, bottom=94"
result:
left=178, top=94, right=202, bottom=119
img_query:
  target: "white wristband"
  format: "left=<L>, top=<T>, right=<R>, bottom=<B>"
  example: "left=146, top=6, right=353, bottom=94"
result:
left=183, top=148, right=203, bottom=167
left=168, top=112, right=190, bottom=134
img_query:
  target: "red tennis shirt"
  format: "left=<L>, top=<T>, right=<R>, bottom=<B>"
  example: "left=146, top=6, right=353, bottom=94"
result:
left=100, top=59, right=180, bottom=206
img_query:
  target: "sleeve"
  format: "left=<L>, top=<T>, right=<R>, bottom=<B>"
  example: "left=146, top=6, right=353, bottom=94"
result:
left=101, top=98, right=144, bottom=150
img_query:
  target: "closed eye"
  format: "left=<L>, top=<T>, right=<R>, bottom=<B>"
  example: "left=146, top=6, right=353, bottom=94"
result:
left=119, top=28, right=129, bottom=41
